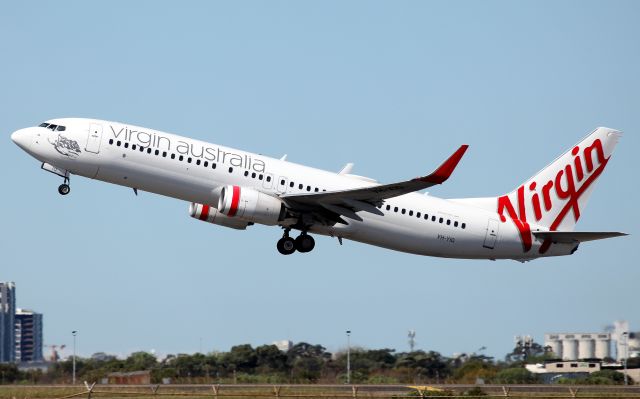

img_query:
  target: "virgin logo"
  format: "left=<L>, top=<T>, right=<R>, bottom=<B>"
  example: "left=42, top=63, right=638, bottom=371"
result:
left=497, top=139, right=609, bottom=253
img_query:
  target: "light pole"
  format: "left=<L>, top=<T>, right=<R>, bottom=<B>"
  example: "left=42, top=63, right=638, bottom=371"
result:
left=622, top=332, right=629, bottom=386
left=72, top=330, right=77, bottom=385
left=346, top=330, right=351, bottom=384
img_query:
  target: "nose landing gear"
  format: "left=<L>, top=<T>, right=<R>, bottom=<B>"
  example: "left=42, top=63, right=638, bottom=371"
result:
left=58, top=177, right=71, bottom=196
left=276, top=229, right=316, bottom=255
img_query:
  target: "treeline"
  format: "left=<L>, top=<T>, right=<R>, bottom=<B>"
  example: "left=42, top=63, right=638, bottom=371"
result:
left=0, top=342, right=635, bottom=385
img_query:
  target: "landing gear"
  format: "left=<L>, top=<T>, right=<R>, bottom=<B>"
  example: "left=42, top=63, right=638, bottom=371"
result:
left=277, top=236, right=296, bottom=255
left=58, top=183, right=70, bottom=195
left=276, top=229, right=316, bottom=255
left=295, top=233, right=315, bottom=253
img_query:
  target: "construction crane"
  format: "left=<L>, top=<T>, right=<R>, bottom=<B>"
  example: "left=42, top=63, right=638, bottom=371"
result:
left=44, top=344, right=66, bottom=362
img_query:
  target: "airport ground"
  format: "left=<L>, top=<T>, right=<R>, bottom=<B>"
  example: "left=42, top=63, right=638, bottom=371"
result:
left=2, top=384, right=640, bottom=399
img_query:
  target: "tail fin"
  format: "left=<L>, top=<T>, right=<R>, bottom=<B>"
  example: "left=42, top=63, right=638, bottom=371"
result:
left=497, top=127, right=622, bottom=234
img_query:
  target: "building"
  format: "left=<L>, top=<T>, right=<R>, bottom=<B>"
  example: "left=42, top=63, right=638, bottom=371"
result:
left=15, top=308, right=44, bottom=362
left=272, top=340, right=293, bottom=352
left=0, top=282, right=16, bottom=363
left=544, top=333, right=611, bottom=360
left=106, top=371, right=151, bottom=385
left=526, top=360, right=602, bottom=383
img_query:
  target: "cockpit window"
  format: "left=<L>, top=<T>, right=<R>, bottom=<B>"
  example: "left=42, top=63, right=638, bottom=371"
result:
left=38, top=122, right=66, bottom=131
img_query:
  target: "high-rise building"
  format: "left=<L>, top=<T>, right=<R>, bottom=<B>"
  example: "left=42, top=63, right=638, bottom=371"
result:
left=15, top=309, right=43, bottom=362
left=0, top=282, right=16, bottom=363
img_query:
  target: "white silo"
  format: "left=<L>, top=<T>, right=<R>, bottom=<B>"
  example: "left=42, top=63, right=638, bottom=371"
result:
left=578, top=335, right=595, bottom=359
left=545, top=335, right=562, bottom=358
left=562, top=336, right=579, bottom=360
left=595, top=334, right=611, bottom=359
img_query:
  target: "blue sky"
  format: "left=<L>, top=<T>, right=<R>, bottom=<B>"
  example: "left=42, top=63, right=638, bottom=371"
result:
left=1, top=1, right=638, bottom=360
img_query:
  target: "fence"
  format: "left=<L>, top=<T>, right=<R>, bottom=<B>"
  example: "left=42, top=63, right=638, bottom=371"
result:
left=2, top=383, right=640, bottom=399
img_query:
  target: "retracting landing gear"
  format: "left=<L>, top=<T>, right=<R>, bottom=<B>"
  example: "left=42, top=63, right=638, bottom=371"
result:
left=58, top=177, right=71, bottom=196
left=276, top=229, right=316, bottom=255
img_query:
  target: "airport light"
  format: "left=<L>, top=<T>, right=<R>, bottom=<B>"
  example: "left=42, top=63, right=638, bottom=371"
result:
left=346, top=330, right=351, bottom=384
left=72, top=330, right=77, bottom=384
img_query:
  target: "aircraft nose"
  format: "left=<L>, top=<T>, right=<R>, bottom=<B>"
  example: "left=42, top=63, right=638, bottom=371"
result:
left=11, top=128, right=30, bottom=150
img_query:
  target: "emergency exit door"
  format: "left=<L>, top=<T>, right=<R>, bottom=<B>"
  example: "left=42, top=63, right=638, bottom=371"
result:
left=483, top=219, right=500, bottom=249
left=86, top=124, right=103, bottom=154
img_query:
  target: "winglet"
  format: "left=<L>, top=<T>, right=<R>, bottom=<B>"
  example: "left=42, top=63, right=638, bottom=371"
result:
left=418, top=145, right=469, bottom=184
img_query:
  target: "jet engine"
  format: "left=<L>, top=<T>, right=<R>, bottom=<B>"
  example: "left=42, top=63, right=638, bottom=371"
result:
left=189, top=202, right=250, bottom=230
left=218, top=185, right=285, bottom=225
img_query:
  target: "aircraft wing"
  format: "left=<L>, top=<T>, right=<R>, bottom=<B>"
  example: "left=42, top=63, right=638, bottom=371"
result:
left=281, top=145, right=468, bottom=223
left=532, top=231, right=628, bottom=243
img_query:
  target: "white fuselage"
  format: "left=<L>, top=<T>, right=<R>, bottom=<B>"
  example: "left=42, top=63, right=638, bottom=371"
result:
left=11, top=118, right=578, bottom=260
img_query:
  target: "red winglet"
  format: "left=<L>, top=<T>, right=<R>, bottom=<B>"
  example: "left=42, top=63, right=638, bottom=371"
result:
left=419, top=145, right=469, bottom=184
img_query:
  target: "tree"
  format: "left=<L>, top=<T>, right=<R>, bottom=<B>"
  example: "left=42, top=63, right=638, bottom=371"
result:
left=223, top=344, right=257, bottom=373
left=493, top=367, right=538, bottom=384
left=125, top=351, right=157, bottom=370
left=256, top=344, right=287, bottom=373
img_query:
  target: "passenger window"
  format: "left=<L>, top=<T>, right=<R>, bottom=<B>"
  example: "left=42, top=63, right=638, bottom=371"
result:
left=454, top=221, right=458, bottom=227
left=244, top=171, right=249, bottom=177
left=252, top=172, right=256, bottom=178
left=212, top=163, right=216, bottom=169
left=409, top=210, right=413, bottom=216
left=147, top=148, right=152, bottom=154
left=116, top=141, right=121, bottom=146
left=461, top=223, right=466, bottom=229
left=179, top=155, right=184, bottom=161
left=299, top=184, right=303, bottom=189
left=314, top=187, right=319, bottom=192
left=424, top=214, right=428, bottom=219
left=439, top=218, right=443, bottom=223
left=132, top=144, right=137, bottom=150
left=139, top=146, right=144, bottom=152
left=196, top=159, right=201, bottom=165
left=109, top=139, right=114, bottom=145
left=281, top=179, right=285, bottom=185
left=163, top=152, right=167, bottom=157
left=171, top=154, right=175, bottom=159
left=289, top=182, right=294, bottom=187
left=124, top=142, right=129, bottom=148
left=432, top=216, right=436, bottom=221
left=394, top=207, right=398, bottom=212
left=446, top=219, right=451, bottom=225
left=416, top=212, right=421, bottom=218
left=187, top=157, right=192, bottom=163
left=203, top=161, right=208, bottom=167
left=228, top=167, right=233, bottom=173
left=155, top=150, right=159, bottom=156
left=401, top=209, right=406, bottom=214
left=267, top=176, right=271, bottom=182
left=259, top=175, right=263, bottom=180
left=306, top=186, right=311, bottom=191
left=386, top=205, right=391, bottom=211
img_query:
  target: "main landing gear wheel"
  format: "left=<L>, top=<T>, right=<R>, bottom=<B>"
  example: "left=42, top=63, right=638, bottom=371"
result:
left=295, top=234, right=315, bottom=253
left=58, top=184, right=70, bottom=196
left=277, top=237, right=296, bottom=255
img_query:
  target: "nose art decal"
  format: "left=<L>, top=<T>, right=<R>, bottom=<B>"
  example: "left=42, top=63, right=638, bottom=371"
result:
left=49, top=134, right=81, bottom=158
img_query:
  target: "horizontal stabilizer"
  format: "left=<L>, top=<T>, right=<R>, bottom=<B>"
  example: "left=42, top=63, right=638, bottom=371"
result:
left=532, top=231, right=628, bottom=244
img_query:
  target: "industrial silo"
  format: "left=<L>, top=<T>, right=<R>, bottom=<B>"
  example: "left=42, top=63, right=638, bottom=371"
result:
left=545, top=335, right=562, bottom=358
left=562, top=335, right=579, bottom=360
left=595, top=334, right=611, bottom=359
left=578, top=335, right=595, bottom=359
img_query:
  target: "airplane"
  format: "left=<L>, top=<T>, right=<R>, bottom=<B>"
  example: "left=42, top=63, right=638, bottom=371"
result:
left=11, top=118, right=627, bottom=261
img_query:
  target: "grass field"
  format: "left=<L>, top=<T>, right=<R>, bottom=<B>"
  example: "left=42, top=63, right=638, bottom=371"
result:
left=1, top=384, right=640, bottom=399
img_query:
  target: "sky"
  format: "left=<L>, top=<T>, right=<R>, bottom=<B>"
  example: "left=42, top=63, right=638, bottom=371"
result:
left=1, top=1, right=638, bottom=361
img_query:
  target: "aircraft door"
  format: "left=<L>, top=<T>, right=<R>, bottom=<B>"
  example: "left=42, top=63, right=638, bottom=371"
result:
left=86, top=123, right=103, bottom=154
left=483, top=219, right=500, bottom=249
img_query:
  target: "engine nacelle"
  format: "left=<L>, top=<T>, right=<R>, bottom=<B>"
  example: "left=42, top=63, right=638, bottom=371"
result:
left=189, top=203, right=250, bottom=230
left=218, top=185, right=285, bottom=226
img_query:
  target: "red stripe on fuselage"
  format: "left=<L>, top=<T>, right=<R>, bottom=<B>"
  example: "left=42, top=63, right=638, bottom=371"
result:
left=228, top=186, right=241, bottom=217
